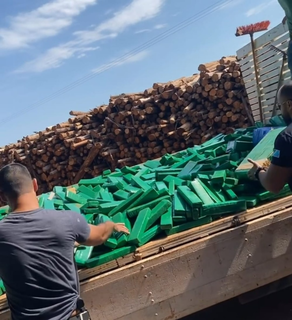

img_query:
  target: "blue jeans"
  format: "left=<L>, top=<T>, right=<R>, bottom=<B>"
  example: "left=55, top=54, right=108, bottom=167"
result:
left=288, top=39, right=292, bottom=79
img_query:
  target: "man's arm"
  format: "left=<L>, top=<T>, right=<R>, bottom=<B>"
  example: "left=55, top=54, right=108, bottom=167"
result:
left=257, top=163, right=292, bottom=194
left=69, top=211, right=129, bottom=247
left=80, top=221, right=129, bottom=246
left=248, top=132, right=292, bottom=193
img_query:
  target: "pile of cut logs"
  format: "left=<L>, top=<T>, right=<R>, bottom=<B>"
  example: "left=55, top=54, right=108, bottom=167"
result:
left=0, top=56, right=254, bottom=196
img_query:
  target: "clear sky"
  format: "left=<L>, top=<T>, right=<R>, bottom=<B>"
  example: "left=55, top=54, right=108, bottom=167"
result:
left=0, top=0, right=285, bottom=146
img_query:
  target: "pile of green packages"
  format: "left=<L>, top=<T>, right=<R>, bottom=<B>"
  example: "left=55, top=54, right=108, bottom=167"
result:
left=0, top=125, right=290, bottom=296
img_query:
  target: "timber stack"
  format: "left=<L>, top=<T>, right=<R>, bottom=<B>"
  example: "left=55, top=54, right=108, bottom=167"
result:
left=0, top=55, right=253, bottom=197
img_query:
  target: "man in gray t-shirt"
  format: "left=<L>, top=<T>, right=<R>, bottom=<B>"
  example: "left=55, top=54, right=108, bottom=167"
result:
left=0, top=163, right=129, bottom=320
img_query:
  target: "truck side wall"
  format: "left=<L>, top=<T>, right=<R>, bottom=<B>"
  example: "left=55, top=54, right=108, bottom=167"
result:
left=77, top=207, right=292, bottom=320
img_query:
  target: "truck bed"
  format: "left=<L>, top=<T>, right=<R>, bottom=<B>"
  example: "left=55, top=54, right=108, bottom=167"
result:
left=1, top=195, right=292, bottom=320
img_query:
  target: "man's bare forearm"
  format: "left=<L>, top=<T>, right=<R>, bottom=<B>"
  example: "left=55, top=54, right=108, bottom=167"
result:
left=258, top=170, right=280, bottom=193
left=80, top=221, right=116, bottom=247
left=98, top=221, right=116, bottom=242
left=258, top=170, right=267, bottom=186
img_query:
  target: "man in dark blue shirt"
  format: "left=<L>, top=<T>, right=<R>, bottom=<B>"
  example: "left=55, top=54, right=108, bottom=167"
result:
left=248, top=82, right=292, bottom=193
left=0, top=163, right=129, bottom=320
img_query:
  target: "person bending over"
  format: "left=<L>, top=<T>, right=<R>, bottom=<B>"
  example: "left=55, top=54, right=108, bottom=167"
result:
left=248, top=82, right=292, bottom=192
left=0, top=163, right=129, bottom=320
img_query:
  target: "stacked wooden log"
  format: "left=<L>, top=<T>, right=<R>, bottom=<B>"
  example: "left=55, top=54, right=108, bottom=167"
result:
left=0, top=56, right=254, bottom=197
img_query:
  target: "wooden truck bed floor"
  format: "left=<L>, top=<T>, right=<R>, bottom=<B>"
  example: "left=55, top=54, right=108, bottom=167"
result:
left=1, top=196, right=292, bottom=320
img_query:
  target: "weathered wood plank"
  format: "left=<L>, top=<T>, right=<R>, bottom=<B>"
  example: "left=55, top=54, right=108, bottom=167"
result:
left=246, top=89, right=259, bottom=99
left=256, top=34, right=289, bottom=57
left=244, top=71, right=257, bottom=82
left=240, top=59, right=255, bottom=73
left=245, top=79, right=257, bottom=91
left=256, top=42, right=288, bottom=65
left=257, top=55, right=285, bottom=71
left=260, top=65, right=282, bottom=82
left=242, top=63, right=255, bottom=77
left=249, top=97, right=259, bottom=107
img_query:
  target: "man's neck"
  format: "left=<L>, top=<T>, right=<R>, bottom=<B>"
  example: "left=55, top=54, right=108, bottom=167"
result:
left=11, top=195, right=40, bottom=213
left=13, top=205, right=40, bottom=213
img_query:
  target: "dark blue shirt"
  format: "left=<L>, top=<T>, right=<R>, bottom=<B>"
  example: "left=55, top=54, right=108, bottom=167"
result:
left=0, top=208, right=90, bottom=320
left=271, top=124, right=292, bottom=190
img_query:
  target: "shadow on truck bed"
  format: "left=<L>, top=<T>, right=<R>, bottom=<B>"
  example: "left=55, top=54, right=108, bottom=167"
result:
left=183, top=285, right=292, bottom=320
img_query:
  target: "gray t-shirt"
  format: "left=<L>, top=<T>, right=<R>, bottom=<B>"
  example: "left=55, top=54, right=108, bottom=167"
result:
left=0, top=208, right=90, bottom=320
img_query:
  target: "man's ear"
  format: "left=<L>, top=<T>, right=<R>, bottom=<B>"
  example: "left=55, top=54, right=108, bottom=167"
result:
left=287, top=100, right=292, bottom=111
left=32, top=178, right=39, bottom=193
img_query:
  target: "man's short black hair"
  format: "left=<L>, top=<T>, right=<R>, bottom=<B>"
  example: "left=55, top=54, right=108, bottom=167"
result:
left=278, top=82, right=292, bottom=101
left=0, top=163, right=33, bottom=199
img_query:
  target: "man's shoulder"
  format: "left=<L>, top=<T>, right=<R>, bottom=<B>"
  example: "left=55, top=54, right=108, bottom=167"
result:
left=0, top=208, right=75, bottom=224
left=272, top=126, right=292, bottom=160
left=0, top=208, right=82, bottom=222
left=36, top=208, right=82, bottom=221
left=39, top=208, right=84, bottom=223
left=277, top=125, right=292, bottom=141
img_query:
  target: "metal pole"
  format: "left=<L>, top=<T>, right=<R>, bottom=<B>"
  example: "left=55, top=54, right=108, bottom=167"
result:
left=250, top=33, right=263, bottom=123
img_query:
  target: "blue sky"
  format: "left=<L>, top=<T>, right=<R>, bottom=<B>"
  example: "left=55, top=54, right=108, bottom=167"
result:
left=0, top=0, right=285, bottom=146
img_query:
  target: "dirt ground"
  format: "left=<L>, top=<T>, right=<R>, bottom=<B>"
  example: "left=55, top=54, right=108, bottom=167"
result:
left=183, top=285, right=292, bottom=320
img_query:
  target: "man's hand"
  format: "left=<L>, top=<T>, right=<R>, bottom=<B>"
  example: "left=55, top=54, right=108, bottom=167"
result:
left=80, top=221, right=130, bottom=247
left=247, top=158, right=262, bottom=181
left=283, top=16, right=287, bottom=25
left=74, top=241, right=80, bottom=247
left=114, top=223, right=130, bottom=235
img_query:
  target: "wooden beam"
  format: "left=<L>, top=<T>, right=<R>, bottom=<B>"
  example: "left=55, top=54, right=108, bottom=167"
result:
left=79, top=207, right=292, bottom=320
